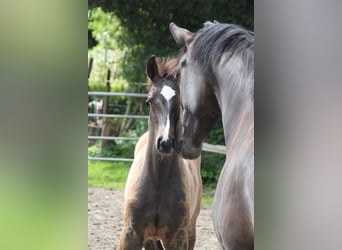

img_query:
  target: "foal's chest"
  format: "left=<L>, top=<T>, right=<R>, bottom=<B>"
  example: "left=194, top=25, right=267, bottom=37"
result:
left=131, top=180, right=187, bottom=231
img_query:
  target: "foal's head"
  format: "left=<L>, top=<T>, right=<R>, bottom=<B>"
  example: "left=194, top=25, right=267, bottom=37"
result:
left=146, top=56, right=180, bottom=156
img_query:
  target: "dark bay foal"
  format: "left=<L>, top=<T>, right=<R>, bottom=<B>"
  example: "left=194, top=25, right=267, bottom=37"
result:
left=119, top=56, right=202, bottom=250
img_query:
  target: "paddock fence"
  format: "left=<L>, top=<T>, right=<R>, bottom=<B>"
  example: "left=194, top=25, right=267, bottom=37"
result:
left=88, top=91, right=226, bottom=162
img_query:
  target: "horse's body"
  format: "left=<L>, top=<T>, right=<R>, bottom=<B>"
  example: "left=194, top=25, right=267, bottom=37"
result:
left=119, top=56, right=202, bottom=250
left=170, top=22, right=254, bottom=250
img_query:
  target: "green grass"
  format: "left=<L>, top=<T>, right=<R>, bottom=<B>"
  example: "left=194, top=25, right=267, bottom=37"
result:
left=88, top=161, right=215, bottom=206
left=88, top=161, right=130, bottom=190
left=201, top=190, right=215, bottom=207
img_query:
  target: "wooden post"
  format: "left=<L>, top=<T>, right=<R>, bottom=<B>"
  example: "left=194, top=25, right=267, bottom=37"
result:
left=88, top=57, right=94, bottom=79
left=88, top=57, right=94, bottom=103
left=100, top=69, right=112, bottom=150
left=103, top=69, right=111, bottom=114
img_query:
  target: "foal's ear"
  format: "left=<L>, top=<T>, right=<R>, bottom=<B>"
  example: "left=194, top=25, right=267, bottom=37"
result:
left=169, top=23, right=194, bottom=47
left=146, top=55, right=160, bottom=81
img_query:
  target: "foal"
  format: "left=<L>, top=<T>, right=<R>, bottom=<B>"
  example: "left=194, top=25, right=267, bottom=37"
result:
left=119, top=56, right=202, bottom=250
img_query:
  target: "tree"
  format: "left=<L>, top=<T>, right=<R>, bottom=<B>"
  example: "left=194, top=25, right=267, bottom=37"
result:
left=88, top=0, right=253, bottom=82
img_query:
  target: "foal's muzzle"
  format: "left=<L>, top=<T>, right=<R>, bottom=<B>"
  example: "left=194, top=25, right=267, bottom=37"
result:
left=156, top=136, right=175, bottom=155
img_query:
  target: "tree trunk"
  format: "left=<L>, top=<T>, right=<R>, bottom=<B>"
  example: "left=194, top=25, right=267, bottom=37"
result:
left=88, top=57, right=94, bottom=103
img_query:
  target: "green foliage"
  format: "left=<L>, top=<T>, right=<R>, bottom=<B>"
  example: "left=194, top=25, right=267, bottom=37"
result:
left=88, top=1, right=253, bottom=83
left=201, top=190, right=215, bottom=207
left=88, top=8, right=128, bottom=50
left=88, top=139, right=137, bottom=159
left=88, top=7, right=148, bottom=84
left=201, top=121, right=226, bottom=188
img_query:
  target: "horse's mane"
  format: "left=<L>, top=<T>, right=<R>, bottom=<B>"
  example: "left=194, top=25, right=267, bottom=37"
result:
left=146, top=57, right=178, bottom=90
left=189, top=22, right=254, bottom=102
left=191, top=23, right=254, bottom=71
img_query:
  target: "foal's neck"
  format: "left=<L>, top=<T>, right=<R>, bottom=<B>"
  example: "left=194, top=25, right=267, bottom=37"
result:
left=145, top=128, right=178, bottom=185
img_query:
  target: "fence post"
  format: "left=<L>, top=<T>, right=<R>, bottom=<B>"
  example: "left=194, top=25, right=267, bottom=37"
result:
left=100, top=69, right=113, bottom=150
left=88, top=57, right=94, bottom=79
left=103, top=69, right=111, bottom=114
left=88, top=57, right=94, bottom=103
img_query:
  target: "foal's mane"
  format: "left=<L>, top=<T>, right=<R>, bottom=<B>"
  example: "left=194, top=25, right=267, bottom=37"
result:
left=146, top=57, right=178, bottom=91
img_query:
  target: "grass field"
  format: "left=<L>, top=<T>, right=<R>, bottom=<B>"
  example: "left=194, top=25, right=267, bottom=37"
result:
left=201, top=190, right=215, bottom=208
left=88, top=161, right=215, bottom=206
left=88, top=161, right=131, bottom=190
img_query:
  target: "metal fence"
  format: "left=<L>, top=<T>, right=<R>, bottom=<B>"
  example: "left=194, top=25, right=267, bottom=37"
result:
left=88, top=91, right=225, bottom=162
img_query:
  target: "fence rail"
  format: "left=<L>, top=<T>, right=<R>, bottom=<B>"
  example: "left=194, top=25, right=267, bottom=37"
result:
left=89, top=91, right=148, bottom=98
left=88, top=79, right=147, bottom=85
left=202, top=143, right=226, bottom=155
left=88, top=113, right=149, bottom=119
left=88, top=136, right=139, bottom=141
left=88, top=157, right=133, bottom=162
left=88, top=91, right=225, bottom=162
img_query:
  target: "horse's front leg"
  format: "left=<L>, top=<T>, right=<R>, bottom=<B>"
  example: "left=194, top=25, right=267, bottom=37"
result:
left=118, top=225, right=143, bottom=250
left=164, top=228, right=189, bottom=250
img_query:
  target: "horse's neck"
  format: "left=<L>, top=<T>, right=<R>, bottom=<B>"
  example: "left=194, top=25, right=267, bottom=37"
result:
left=225, top=106, right=253, bottom=148
left=214, top=50, right=254, bottom=148
left=219, top=85, right=254, bottom=148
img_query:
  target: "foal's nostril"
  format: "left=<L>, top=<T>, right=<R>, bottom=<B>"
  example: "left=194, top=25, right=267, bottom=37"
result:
left=157, top=136, right=174, bottom=153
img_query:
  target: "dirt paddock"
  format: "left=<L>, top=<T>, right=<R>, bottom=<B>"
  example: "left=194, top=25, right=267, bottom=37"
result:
left=88, top=187, right=221, bottom=249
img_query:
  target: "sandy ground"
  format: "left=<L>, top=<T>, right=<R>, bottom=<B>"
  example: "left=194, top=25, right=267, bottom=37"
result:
left=88, top=187, right=221, bottom=250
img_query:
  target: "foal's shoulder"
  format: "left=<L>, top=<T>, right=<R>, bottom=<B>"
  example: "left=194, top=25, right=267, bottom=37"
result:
left=134, top=132, right=149, bottom=157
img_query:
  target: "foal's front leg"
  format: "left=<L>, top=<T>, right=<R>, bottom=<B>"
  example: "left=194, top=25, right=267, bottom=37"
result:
left=118, top=225, right=143, bottom=250
left=188, top=224, right=197, bottom=250
left=144, top=240, right=164, bottom=250
left=164, top=228, right=189, bottom=250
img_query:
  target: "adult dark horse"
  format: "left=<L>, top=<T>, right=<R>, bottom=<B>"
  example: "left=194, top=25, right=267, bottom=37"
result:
left=170, top=22, right=254, bottom=250
left=119, top=56, right=202, bottom=250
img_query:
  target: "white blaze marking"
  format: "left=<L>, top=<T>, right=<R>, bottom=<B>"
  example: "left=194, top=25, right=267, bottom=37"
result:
left=160, top=86, right=176, bottom=142
left=162, top=115, right=170, bottom=142
left=160, top=85, right=176, bottom=101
